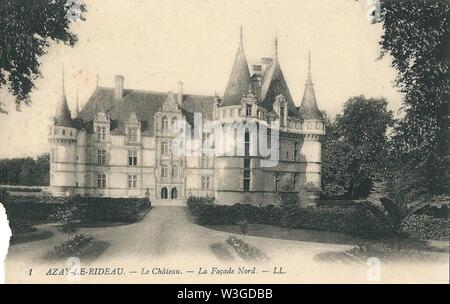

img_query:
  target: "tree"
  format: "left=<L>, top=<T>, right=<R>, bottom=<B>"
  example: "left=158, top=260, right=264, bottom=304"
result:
left=379, top=0, right=449, bottom=194
left=321, top=96, right=394, bottom=199
left=0, top=0, right=86, bottom=112
left=0, top=153, right=50, bottom=185
left=18, top=157, right=36, bottom=185
left=35, top=153, right=50, bottom=186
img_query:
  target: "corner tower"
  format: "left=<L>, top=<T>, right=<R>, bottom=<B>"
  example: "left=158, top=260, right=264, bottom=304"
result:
left=298, top=53, right=325, bottom=206
left=48, top=69, right=78, bottom=196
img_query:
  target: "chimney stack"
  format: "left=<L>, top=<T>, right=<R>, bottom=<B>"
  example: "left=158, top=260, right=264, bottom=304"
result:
left=115, top=75, right=124, bottom=100
left=177, top=81, right=183, bottom=105
left=251, top=64, right=262, bottom=77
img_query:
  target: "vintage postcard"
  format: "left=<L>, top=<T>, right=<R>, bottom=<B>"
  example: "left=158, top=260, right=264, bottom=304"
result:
left=0, top=0, right=448, bottom=285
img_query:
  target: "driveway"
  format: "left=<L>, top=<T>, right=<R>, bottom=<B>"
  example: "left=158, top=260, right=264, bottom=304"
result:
left=5, top=204, right=449, bottom=283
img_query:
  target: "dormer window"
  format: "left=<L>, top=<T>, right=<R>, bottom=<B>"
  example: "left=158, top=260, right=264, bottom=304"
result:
left=161, top=117, right=169, bottom=131
left=127, top=127, right=139, bottom=143
left=96, top=126, right=107, bottom=141
left=94, top=112, right=110, bottom=142
left=246, top=104, right=252, bottom=117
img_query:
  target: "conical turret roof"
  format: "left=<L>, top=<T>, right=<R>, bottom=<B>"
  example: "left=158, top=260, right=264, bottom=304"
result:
left=221, top=27, right=251, bottom=107
left=73, top=89, right=80, bottom=118
left=54, top=69, right=74, bottom=127
left=299, top=53, right=322, bottom=120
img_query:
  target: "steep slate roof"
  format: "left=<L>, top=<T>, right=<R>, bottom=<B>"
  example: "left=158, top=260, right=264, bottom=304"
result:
left=221, top=34, right=251, bottom=107
left=78, top=87, right=117, bottom=121
left=260, top=57, right=301, bottom=118
left=220, top=32, right=301, bottom=119
left=181, top=94, right=215, bottom=121
left=298, top=63, right=323, bottom=120
left=78, top=87, right=215, bottom=136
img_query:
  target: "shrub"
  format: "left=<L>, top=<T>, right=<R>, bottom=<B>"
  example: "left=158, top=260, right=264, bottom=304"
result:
left=400, top=215, right=449, bottom=241
left=226, top=236, right=268, bottom=262
left=46, top=233, right=93, bottom=259
left=187, top=196, right=394, bottom=239
left=73, top=197, right=151, bottom=222
left=3, top=195, right=151, bottom=224
left=345, top=207, right=394, bottom=239
left=51, top=204, right=84, bottom=239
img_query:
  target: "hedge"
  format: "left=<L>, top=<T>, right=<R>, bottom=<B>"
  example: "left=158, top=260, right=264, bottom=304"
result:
left=400, top=215, right=449, bottom=241
left=187, top=196, right=392, bottom=239
left=3, top=195, right=152, bottom=223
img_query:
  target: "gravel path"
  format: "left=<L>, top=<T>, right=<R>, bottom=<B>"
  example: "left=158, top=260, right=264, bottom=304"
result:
left=6, top=204, right=449, bottom=283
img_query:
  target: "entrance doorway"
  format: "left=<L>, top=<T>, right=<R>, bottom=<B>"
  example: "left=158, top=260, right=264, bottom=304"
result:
left=171, top=188, right=178, bottom=199
left=161, top=187, right=168, bottom=199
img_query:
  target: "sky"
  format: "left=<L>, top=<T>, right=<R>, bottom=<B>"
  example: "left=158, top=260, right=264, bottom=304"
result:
left=0, top=0, right=403, bottom=158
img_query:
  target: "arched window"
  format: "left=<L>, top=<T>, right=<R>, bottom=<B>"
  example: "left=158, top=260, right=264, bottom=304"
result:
left=161, top=187, right=168, bottom=199
left=161, top=117, right=169, bottom=131
left=171, top=188, right=178, bottom=199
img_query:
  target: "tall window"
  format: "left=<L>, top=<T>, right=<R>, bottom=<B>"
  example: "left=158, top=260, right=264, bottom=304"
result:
left=96, top=126, right=107, bottom=141
left=267, top=132, right=272, bottom=149
left=274, top=173, right=280, bottom=191
left=243, top=158, right=251, bottom=191
left=201, top=176, right=210, bottom=190
left=202, top=131, right=214, bottom=150
left=172, top=165, right=178, bottom=177
left=161, top=117, right=169, bottom=131
left=127, top=127, right=138, bottom=143
left=97, top=149, right=107, bottom=165
left=294, top=142, right=298, bottom=161
left=128, top=150, right=138, bottom=166
left=293, top=173, right=299, bottom=190
left=171, top=117, right=178, bottom=130
left=244, top=130, right=250, bottom=156
left=161, top=166, right=169, bottom=178
left=128, top=174, right=137, bottom=188
left=201, top=156, right=209, bottom=168
left=161, top=142, right=169, bottom=155
left=280, top=105, right=285, bottom=127
left=202, top=132, right=208, bottom=146
left=97, top=174, right=106, bottom=188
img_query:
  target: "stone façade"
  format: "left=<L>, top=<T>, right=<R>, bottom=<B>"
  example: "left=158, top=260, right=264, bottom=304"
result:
left=48, top=30, right=325, bottom=207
